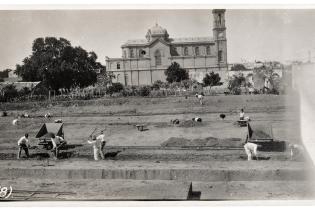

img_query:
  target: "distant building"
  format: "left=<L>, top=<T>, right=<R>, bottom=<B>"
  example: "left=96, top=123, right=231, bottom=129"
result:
left=228, top=61, right=286, bottom=93
left=106, top=9, right=228, bottom=86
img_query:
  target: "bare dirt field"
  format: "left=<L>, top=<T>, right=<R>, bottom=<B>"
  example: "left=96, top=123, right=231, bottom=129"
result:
left=1, top=94, right=313, bottom=200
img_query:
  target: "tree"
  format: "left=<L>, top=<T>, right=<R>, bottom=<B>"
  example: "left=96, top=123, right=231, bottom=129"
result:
left=15, top=37, right=102, bottom=91
left=202, top=72, right=223, bottom=88
left=0, top=69, right=12, bottom=78
left=164, top=62, right=189, bottom=83
left=228, top=74, right=246, bottom=95
left=231, top=64, right=247, bottom=71
left=0, top=84, right=18, bottom=102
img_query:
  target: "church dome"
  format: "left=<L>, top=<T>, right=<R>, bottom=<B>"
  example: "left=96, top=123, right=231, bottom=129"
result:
left=149, top=23, right=167, bottom=35
left=146, top=23, right=169, bottom=41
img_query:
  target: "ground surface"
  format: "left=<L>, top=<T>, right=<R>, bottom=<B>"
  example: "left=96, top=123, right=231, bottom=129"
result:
left=0, top=94, right=313, bottom=201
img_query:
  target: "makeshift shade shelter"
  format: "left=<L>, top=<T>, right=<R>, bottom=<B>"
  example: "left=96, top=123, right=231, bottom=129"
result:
left=36, top=123, right=64, bottom=139
left=247, top=122, right=273, bottom=142
left=36, top=123, right=64, bottom=150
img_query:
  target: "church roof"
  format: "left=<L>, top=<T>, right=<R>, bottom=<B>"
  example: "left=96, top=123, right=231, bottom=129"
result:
left=171, top=37, right=214, bottom=44
left=122, top=36, right=214, bottom=47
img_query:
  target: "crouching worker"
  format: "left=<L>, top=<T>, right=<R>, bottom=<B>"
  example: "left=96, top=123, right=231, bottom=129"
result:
left=51, top=134, right=66, bottom=160
left=195, top=93, right=204, bottom=105
left=88, top=135, right=104, bottom=161
left=17, top=133, right=30, bottom=159
left=244, top=142, right=259, bottom=161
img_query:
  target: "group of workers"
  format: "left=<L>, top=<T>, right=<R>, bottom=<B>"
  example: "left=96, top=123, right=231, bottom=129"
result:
left=17, top=130, right=106, bottom=161
left=17, top=132, right=68, bottom=160
left=15, top=107, right=302, bottom=162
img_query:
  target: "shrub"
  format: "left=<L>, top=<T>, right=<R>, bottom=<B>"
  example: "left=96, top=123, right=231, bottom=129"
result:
left=268, top=88, right=279, bottom=95
left=106, top=82, right=124, bottom=96
left=19, top=87, right=31, bottom=96
left=152, top=80, right=163, bottom=90
left=231, top=87, right=241, bottom=95
left=139, top=86, right=151, bottom=97
left=33, top=83, right=49, bottom=95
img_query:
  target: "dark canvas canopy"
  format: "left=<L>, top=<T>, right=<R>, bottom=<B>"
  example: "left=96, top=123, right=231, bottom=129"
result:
left=247, top=122, right=273, bottom=141
left=36, top=123, right=63, bottom=138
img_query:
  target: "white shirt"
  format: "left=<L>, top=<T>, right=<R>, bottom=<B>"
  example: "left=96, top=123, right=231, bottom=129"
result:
left=96, top=134, right=105, bottom=142
left=88, top=139, right=101, bottom=150
left=12, top=119, right=19, bottom=125
left=51, top=136, right=64, bottom=149
left=18, top=136, right=29, bottom=146
left=244, top=142, right=258, bottom=151
left=240, top=112, right=245, bottom=118
left=197, top=94, right=204, bottom=99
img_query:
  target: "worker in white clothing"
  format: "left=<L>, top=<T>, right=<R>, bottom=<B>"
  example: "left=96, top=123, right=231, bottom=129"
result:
left=288, top=143, right=304, bottom=160
left=195, top=93, right=204, bottom=105
left=12, top=118, right=20, bottom=126
left=17, top=133, right=30, bottom=159
left=244, top=142, right=259, bottom=161
left=51, top=134, right=66, bottom=159
left=88, top=135, right=104, bottom=161
left=97, top=131, right=106, bottom=157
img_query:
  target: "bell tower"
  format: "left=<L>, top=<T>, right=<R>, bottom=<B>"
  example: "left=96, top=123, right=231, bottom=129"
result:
left=212, top=9, right=227, bottom=70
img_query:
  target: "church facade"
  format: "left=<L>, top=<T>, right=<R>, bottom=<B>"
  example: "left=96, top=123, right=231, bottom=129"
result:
left=105, top=9, right=228, bottom=86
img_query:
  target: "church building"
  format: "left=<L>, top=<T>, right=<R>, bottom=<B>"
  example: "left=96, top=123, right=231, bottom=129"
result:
left=105, top=9, right=228, bottom=86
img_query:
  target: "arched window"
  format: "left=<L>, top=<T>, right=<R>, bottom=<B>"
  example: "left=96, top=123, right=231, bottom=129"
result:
left=130, top=49, right=134, bottom=58
left=184, top=47, right=188, bottom=56
left=195, top=47, right=199, bottom=56
left=218, top=50, right=223, bottom=62
left=155, top=50, right=162, bottom=66
left=117, top=63, right=120, bottom=69
left=206, top=46, right=211, bottom=55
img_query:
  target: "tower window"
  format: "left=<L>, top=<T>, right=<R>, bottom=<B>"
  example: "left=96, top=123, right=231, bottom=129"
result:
left=195, top=47, right=200, bottom=56
left=218, top=50, right=223, bottom=62
left=130, top=49, right=134, bottom=58
left=155, top=50, right=162, bottom=66
left=206, top=46, right=211, bottom=55
left=123, top=50, right=127, bottom=58
left=117, top=63, right=120, bottom=69
left=184, top=47, right=189, bottom=56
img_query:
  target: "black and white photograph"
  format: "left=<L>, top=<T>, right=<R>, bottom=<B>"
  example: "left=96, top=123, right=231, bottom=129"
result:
left=0, top=3, right=315, bottom=203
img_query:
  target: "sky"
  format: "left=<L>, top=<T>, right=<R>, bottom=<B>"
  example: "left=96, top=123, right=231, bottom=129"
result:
left=1, top=9, right=315, bottom=71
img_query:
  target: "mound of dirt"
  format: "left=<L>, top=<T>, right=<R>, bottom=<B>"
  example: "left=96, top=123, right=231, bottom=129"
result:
left=178, top=120, right=203, bottom=128
left=154, top=120, right=204, bottom=128
left=252, top=130, right=272, bottom=139
left=161, top=137, right=243, bottom=147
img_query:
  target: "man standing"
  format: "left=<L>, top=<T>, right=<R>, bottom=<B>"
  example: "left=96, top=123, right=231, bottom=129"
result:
left=88, top=135, right=104, bottom=161
left=17, top=133, right=30, bottom=159
left=97, top=131, right=106, bottom=157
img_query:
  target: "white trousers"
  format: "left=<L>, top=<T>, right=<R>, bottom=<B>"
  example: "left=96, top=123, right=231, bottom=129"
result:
left=93, top=148, right=104, bottom=161
left=244, top=143, right=258, bottom=161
